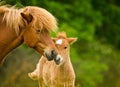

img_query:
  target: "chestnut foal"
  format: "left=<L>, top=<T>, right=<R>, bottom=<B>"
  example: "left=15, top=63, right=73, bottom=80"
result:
left=29, top=32, right=77, bottom=87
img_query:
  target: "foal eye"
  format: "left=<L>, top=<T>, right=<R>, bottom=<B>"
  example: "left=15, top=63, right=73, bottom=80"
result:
left=36, top=29, right=41, bottom=33
left=64, top=47, right=67, bottom=49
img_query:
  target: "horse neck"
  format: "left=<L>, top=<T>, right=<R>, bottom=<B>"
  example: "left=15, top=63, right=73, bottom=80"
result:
left=0, top=14, right=23, bottom=65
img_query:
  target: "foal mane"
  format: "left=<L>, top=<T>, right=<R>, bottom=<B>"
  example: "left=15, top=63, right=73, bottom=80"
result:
left=0, top=5, right=58, bottom=35
left=57, top=32, right=67, bottom=39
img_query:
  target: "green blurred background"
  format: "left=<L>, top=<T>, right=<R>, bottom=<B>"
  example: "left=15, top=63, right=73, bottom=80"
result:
left=0, top=0, right=120, bottom=87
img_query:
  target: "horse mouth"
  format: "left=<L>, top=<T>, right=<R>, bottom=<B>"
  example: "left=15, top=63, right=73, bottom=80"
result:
left=45, top=50, right=57, bottom=61
left=45, top=51, right=63, bottom=65
left=45, top=52, right=54, bottom=61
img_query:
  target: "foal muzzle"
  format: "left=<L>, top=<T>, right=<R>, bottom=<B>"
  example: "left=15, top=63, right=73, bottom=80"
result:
left=54, top=55, right=63, bottom=65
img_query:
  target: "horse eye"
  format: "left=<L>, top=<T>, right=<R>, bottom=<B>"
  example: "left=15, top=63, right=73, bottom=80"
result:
left=36, top=29, right=41, bottom=33
left=64, top=47, right=67, bottom=49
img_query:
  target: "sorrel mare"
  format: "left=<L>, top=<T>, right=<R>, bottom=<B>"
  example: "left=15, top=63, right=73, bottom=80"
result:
left=0, top=5, right=62, bottom=65
left=28, top=32, right=77, bottom=87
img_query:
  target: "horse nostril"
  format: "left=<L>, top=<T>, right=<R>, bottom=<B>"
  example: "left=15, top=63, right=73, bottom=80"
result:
left=45, top=52, right=53, bottom=61
left=51, top=50, right=57, bottom=58
left=51, top=50, right=55, bottom=55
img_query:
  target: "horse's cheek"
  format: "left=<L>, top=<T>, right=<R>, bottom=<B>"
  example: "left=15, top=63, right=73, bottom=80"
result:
left=23, top=33, right=37, bottom=48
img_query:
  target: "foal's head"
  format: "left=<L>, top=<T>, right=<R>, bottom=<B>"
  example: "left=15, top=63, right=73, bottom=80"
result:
left=53, top=32, right=77, bottom=63
left=20, top=6, right=62, bottom=64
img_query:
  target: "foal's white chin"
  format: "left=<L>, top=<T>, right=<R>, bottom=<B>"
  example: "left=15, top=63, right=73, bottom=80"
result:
left=56, top=55, right=64, bottom=66
left=57, top=55, right=63, bottom=62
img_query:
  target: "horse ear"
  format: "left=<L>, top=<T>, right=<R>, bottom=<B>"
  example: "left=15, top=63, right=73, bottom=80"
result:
left=67, top=38, right=77, bottom=44
left=21, top=13, right=33, bottom=23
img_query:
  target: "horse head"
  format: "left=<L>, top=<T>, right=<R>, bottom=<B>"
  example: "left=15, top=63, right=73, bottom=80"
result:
left=20, top=6, right=62, bottom=64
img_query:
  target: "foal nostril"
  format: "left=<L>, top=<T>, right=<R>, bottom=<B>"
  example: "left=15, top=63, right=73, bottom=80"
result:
left=56, top=57, right=60, bottom=62
left=54, top=55, right=63, bottom=65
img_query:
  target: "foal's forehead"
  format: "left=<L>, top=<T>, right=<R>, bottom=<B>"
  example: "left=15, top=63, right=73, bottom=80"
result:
left=56, top=39, right=63, bottom=45
left=56, top=38, right=68, bottom=45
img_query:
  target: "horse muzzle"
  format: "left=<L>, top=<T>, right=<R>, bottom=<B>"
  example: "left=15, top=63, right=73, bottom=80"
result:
left=45, top=50, right=63, bottom=65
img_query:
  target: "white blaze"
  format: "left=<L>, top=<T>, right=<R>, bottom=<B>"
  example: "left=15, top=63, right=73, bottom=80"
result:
left=56, top=39, right=62, bottom=45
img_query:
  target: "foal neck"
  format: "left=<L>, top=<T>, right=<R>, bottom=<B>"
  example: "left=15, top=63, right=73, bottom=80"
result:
left=57, top=53, right=74, bottom=80
left=58, top=49, right=71, bottom=68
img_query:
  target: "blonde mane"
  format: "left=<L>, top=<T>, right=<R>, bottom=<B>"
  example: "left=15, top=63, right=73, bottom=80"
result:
left=0, top=5, right=58, bottom=35
left=22, top=6, right=58, bottom=31
left=0, top=6, right=23, bottom=35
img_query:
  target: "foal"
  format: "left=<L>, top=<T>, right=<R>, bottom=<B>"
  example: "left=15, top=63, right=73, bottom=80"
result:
left=28, top=32, right=77, bottom=87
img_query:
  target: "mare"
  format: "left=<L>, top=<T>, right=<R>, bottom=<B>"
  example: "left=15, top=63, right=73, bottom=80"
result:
left=0, top=5, right=62, bottom=65
left=29, top=32, right=77, bottom=87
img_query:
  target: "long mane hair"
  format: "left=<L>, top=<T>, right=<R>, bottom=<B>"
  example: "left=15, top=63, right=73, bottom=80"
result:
left=0, top=5, right=58, bottom=35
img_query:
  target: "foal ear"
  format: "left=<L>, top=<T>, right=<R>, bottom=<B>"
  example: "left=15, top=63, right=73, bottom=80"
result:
left=21, top=13, right=33, bottom=23
left=52, top=38, right=57, bottom=43
left=67, top=38, right=77, bottom=44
